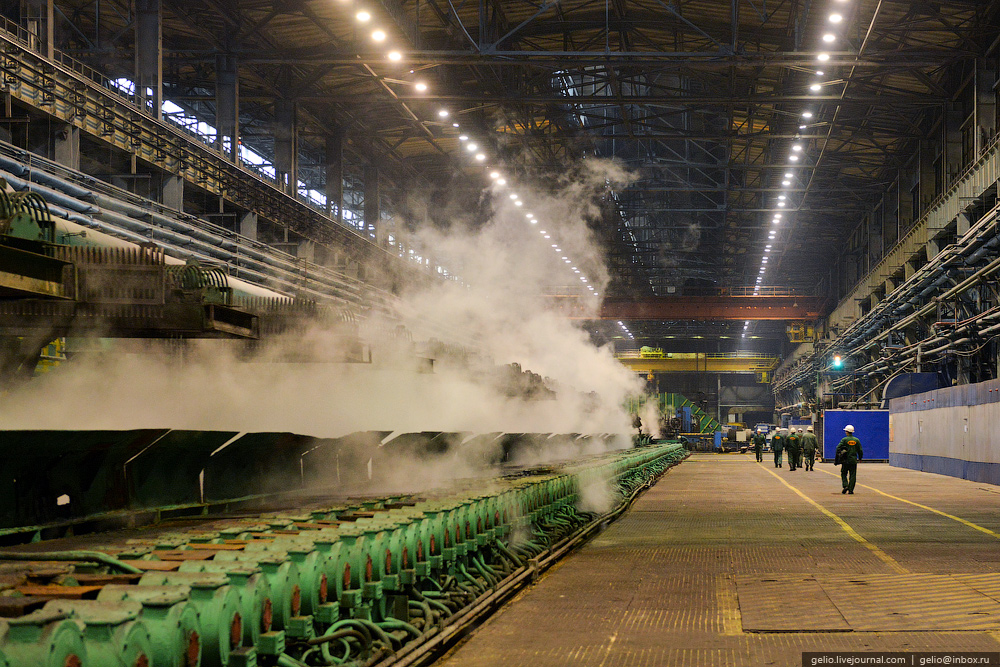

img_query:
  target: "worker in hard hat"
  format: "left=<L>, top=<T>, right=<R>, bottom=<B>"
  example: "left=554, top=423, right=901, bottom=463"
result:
left=835, top=424, right=864, bottom=494
left=785, top=428, right=801, bottom=471
left=800, top=426, right=819, bottom=471
left=751, top=430, right=766, bottom=462
left=771, top=429, right=785, bottom=468
left=795, top=428, right=807, bottom=469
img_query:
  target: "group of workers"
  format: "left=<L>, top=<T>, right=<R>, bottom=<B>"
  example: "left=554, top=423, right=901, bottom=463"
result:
left=750, top=425, right=864, bottom=493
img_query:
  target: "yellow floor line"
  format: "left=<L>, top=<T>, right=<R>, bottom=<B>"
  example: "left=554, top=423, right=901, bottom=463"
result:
left=757, top=462, right=909, bottom=574
left=815, top=468, right=1000, bottom=540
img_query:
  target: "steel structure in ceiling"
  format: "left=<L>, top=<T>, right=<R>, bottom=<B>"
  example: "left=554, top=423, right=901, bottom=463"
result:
left=10, top=0, right=1000, bottom=348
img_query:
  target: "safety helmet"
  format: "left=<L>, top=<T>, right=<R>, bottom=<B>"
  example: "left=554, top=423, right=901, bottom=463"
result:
left=807, top=426, right=814, bottom=432
left=844, top=424, right=855, bottom=433
left=798, top=428, right=804, bottom=432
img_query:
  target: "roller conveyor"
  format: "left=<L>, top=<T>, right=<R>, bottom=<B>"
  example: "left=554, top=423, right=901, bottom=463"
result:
left=0, top=442, right=687, bottom=667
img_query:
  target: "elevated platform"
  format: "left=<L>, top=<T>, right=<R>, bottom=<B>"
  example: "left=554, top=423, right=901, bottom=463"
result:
left=440, top=454, right=1000, bottom=666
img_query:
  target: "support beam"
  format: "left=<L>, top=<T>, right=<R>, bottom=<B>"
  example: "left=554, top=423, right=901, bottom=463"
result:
left=273, top=98, right=297, bottom=197
left=161, top=175, right=183, bottom=211
left=52, top=123, right=79, bottom=170
left=238, top=211, right=258, bottom=241
left=135, top=0, right=163, bottom=120
left=364, top=165, right=380, bottom=242
left=596, top=296, right=829, bottom=321
left=325, top=130, right=344, bottom=224
left=215, top=53, right=239, bottom=161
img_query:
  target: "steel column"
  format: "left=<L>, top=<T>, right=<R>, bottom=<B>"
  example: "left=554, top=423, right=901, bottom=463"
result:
left=135, top=0, right=162, bottom=120
left=215, top=53, right=239, bottom=161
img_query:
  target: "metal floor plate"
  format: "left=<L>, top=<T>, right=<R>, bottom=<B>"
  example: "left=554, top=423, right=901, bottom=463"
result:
left=736, top=575, right=850, bottom=632
left=821, top=574, right=1000, bottom=631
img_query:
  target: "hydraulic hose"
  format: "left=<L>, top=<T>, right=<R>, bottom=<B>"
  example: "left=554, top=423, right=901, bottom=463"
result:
left=377, top=619, right=422, bottom=641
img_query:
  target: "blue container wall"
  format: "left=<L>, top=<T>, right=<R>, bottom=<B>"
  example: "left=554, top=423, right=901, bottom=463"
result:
left=822, top=410, right=890, bottom=461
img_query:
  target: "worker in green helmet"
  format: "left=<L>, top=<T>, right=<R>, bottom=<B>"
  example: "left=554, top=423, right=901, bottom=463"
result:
left=751, top=430, right=766, bottom=462
left=771, top=429, right=785, bottom=468
left=785, top=428, right=801, bottom=471
left=800, top=426, right=819, bottom=471
left=835, top=424, right=864, bottom=494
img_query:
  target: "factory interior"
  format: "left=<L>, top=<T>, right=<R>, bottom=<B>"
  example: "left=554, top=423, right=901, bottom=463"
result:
left=3, top=0, right=1000, bottom=665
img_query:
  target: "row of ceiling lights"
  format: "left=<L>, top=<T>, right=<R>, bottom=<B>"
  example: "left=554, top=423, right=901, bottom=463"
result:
left=352, top=7, right=596, bottom=296
left=748, top=0, right=848, bottom=337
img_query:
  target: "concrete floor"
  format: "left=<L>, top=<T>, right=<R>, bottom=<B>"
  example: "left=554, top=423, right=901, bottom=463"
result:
left=439, top=453, right=1000, bottom=666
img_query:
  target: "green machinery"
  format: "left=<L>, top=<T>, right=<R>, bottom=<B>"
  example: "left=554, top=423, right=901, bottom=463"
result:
left=0, top=441, right=687, bottom=666
left=628, top=393, right=722, bottom=435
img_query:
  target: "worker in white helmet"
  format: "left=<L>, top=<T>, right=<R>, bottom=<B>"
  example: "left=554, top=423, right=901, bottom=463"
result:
left=800, top=426, right=819, bottom=471
left=834, top=424, right=864, bottom=494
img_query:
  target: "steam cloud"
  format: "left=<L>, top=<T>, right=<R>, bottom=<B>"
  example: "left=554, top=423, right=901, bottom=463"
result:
left=1, top=157, right=643, bottom=488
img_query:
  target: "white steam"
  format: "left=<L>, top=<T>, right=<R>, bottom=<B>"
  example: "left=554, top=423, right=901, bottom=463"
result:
left=0, top=158, right=643, bottom=487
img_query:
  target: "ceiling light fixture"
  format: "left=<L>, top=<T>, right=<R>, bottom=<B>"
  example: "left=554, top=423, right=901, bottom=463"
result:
left=356, top=10, right=371, bottom=21
left=490, top=171, right=500, bottom=179
left=475, top=154, right=485, bottom=161
left=810, top=84, right=822, bottom=92
left=414, top=82, right=427, bottom=92
left=387, top=51, right=402, bottom=61
left=437, top=109, right=448, bottom=117
left=822, top=33, right=836, bottom=43
left=818, top=53, right=830, bottom=61
left=829, top=13, right=843, bottom=22
left=372, top=29, right=386, bottom=41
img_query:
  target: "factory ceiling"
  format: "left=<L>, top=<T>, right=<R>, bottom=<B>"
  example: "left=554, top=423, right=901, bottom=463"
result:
left=46, top=0, right=1000, bottom=345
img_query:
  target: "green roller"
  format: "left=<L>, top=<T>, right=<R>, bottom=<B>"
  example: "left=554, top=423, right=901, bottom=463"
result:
left=96, top=585, right=202, bottom=667
left=0, top=610, right=87, bottom=667
left=212, top=551, right=301, bottom=631
left=43, top=600, right=154, bottom=667
left=295, top=531, right=351, bottom=621
left=243, top=542, right=327, bottom=617
left=335, top=524, right=386, bottom=621
left=175, top=562, right=272, bottom=646
left=138, top=571, right=242, bottom=667
left=352, top=520, right=391, bottom=578
left=411, top=503, right=447, bottom=570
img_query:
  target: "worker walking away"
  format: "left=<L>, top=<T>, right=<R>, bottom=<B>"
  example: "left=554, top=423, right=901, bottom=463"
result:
left=771, top=429, right=785, bottom=468
left=786, top=428, right=801, bottom=471
left=752, top=430, right=766, bottom=462
left=796, top=428, right=806, bottom=469
left=801, top=426, right=819, bottom=471
left=835, top=425, right=864, bottom=494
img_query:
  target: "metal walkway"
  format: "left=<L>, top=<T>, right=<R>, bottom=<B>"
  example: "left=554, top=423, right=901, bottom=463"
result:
left=439, top=454, right=1000, bottom=666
